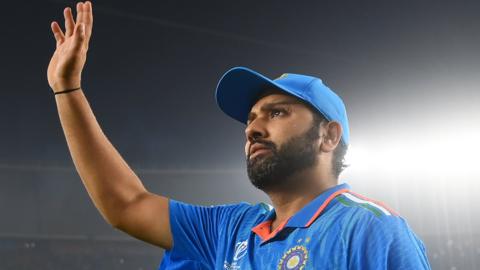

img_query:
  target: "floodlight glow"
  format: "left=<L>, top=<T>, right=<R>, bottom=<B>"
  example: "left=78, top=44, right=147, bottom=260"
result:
left=344, top=128, right=480, bottom=177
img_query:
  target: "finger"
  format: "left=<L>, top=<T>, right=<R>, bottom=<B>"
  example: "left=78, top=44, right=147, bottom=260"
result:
left=76, top=2, right=84, bottom=26
left=72, top=23, right=86, bottom=51
left=51, top=21, right=65, bottom=46
left=83, top=1, right=93, bottom=38
left=64, top=7, right=75, bottom=37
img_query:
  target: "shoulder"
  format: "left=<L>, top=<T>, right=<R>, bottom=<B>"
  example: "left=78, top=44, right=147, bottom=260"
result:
left=169, top=199, right=272, bottom=221
left=333, top=191, right=431, bottom=268
left=206, top=201, right=273, bottom=234
left=331, top=191, right=403, bottom=231
left=332, top=191, right=427, bottom=253
left=225, top=201, right=273, bottom=223
left=176, top=200, right=272, bottom=222
left=209, top=200, right=272, bottom=216
left=330, top=191, right=423, bottom=244
left=335, top=191, right=399, bottom=220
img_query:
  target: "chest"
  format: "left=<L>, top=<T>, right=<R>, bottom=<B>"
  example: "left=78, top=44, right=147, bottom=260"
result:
left=219, top=227, right=347, bottom=270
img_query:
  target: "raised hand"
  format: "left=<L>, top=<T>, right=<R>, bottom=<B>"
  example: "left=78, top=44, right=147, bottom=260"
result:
left=47, top=1, right=93, bottom=93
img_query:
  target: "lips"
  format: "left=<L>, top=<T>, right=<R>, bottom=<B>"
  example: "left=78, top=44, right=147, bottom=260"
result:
left=249, top=143, right=272, bottom=158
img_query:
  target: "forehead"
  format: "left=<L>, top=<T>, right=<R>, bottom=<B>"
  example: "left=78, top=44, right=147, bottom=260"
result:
left=250, top=90, right=302, bottom=112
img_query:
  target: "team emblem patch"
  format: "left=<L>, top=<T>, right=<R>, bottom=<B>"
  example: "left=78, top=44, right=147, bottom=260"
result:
left=277, top=245, right=308, bottom=270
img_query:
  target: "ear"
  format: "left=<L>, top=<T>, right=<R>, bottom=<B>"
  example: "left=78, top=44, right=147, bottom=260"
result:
left=320, top=121, right=342, bottom=153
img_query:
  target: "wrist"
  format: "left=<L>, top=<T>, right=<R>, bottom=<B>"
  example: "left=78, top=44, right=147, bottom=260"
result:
left=54, top=87, right=82, bottom=96
left=51, top=78, right=81, bottom=93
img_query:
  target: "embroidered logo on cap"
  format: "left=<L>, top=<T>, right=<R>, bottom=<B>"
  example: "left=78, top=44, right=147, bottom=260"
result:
left=275, top=73, right=289, bottom=80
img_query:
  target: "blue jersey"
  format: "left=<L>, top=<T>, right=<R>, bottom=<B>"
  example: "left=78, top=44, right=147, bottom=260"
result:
left=159, top=183, right=431, bottom=269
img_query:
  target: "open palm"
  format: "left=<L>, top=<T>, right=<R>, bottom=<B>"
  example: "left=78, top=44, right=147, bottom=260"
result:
left=47, top=1, right=93, bottom=93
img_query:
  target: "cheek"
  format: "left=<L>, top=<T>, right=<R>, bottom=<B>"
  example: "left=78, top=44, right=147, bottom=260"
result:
left=271, top=121, right=296, bottom=139
left=271, top=121, right=307, bottom=145
left=267, top=129, right=286, bottom=147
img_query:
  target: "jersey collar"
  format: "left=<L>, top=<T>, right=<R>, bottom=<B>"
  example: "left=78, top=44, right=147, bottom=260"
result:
left=251, top=183, right=351, bottom=242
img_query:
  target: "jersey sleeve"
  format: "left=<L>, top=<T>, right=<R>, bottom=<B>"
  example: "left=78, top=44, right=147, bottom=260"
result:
left=348, top=214, right=432, bottom=270
left=159, top=198, right=251, bottom=269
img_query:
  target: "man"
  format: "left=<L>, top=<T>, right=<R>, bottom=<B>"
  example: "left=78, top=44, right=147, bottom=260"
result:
left=47, top=2, right=431, bottom=269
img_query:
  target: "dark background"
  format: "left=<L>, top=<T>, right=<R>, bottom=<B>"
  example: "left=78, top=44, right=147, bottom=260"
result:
left=1, top=0, right=479, bottom=269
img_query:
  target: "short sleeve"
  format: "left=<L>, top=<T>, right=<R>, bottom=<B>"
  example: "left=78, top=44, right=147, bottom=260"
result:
left=348, top=214, right=432, bottom=270
left=158, top=199, right=251, bottom=269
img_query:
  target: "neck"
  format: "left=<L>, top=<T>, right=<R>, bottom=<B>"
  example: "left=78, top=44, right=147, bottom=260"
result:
left=265, top=167, right=337, bottom=231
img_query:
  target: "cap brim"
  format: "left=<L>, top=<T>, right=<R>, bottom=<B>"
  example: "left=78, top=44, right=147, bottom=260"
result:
left=215, top=67, right=297, bottom=124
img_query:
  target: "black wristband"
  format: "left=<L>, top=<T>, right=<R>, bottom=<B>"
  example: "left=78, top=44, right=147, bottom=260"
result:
left=54, top=87, right=81, bottom=95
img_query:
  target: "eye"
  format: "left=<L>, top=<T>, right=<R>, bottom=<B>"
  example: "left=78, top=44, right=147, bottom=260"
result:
left=270, top=108, right=286, bottom=118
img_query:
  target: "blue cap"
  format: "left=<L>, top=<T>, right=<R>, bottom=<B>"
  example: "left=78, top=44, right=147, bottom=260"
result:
left=215, top=67, right=350, bottom=145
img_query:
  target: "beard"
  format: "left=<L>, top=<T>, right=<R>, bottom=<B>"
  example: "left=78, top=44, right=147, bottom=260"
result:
left=246, top=123, right=320, bottom=193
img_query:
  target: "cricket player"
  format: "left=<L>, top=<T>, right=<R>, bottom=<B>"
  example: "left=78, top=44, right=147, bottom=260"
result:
left=47, top=2, right=431, bottom=269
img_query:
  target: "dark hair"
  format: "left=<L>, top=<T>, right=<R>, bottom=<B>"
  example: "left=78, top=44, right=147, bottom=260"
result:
left=311, top=110, right=349, bottom=179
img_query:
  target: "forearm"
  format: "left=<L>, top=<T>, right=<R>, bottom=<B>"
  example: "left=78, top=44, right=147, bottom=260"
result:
left=55, top=89, right=147, bottom=226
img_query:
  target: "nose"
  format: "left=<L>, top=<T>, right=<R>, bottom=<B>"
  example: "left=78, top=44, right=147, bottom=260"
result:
left=245, top=118, right=268, bottom=144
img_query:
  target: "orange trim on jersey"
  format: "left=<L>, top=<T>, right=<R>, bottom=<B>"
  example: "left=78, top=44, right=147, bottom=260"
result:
left=252, top=188, right=350, bottom=242
left=252, top=217, right=291, bottom=242
left=347, top=191, right=399, bottom=216
left=304, top=188, right=350, bottom=227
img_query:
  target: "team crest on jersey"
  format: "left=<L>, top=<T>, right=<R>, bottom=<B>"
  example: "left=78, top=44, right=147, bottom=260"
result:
left=277, top=245, right=308, bottom=270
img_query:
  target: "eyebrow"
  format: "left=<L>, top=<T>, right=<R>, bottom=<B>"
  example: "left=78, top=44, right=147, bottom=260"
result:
left=247, top=100, right=302, bottom=122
